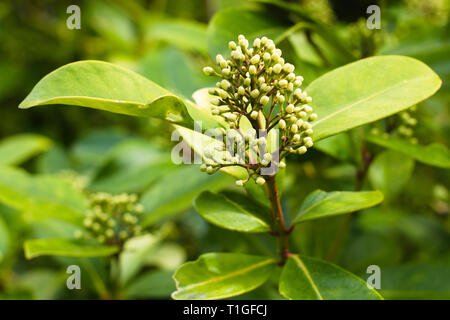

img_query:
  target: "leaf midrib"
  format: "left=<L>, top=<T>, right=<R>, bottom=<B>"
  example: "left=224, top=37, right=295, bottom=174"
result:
left=222, top=196, right=270, bottom=230
left=291, top=255, right=324, bottom=300
left=177, top=258, right=275, bottom=292
left=311, top=76, right=432, bottom=127
left=294, top=192, right=340, bottom=222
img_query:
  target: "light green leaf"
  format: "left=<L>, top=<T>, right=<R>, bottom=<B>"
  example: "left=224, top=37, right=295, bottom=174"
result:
left=0, top=134, right=52, bottom=166
left=19, top=60, right=196, bottom=127
left=207, top=7, right=289, bottom=57
left=119, top=234, right=160, bottom=285
left=368, top=150, right=415, bottom=202
left=194, top=191, right=271, bottom=233
left=279, top=255, right=383, bottom=300
left=173, top=125, right=248, bottom=180
left=0, top=166, right=89, bottom=224
left=293, top=189, right=383, bottom=225
left=24, top=238, right=118, bottom=259
left=307, top=56, right=442, bottom=141
left=172, top=252, right=276, bottom=300
left=366, top=134, right=450, bottom=169
left=145, top=19, right=208, bottom=54
left=141, top=165, right=233, bottom=226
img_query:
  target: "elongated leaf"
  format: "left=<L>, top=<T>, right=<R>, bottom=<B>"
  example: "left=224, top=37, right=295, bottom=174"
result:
left=24, top=238, right=118, bottom=259
left=19, top=61, right=197, bottom=127
left=366, top=134, right=450, bottom=168
left=207, top=7, right=289, bottom=57
left=0, top=134, right=52, bottom=166
left=293, top=189, right=383, bottom=225
left=279, top=255, right=382, bottom=300
left=172, top=253, right=276, bottom=300
left=194, top=191, right=271, bottom=233
left=141, top=165, right=233, bottom=226
left=307, top=56, right=441, bottom=141
left=368, top=150, right=414, bottom=202
left=0, top=166, right=89, bottom=224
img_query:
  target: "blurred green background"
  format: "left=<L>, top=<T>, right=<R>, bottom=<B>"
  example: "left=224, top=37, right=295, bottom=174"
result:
left=0, top=0, right=448, bottom=299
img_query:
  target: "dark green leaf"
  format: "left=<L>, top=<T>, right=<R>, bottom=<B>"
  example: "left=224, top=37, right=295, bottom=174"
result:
left=172, top=252, right=276, bottom=300
left=279, top=255, right=383, bottom=299
left=194, top=191, right=271, bottom=233
left=293, top=189, right=383, bottom=224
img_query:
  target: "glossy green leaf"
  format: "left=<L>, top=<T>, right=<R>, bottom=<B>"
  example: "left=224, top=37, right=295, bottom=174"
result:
left=207, top=7, right=289, bottom=57
left=293, top=189, right=383, bottom=224
left=368, top=150, right=415, bottom=202
left=194, top=191, right=271, bottom=233
left=0, top=134, right=52, bottom=166
left=24, top=238, right=118, bottom=259
left=141, top=165, right=233, bottom=226
left=279, top=255, right=383, bottom=300
left=19, top=60, right=196, bottom=127
left=366, top=134, right=450, bottom=168
left=307, top=56, right=442, bottom=141
left=0, top=166, right=89, bottom=224
left=172, top=252, right=276, bottom=300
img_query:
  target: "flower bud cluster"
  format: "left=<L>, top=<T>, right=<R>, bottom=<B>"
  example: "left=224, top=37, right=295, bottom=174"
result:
left=371, top=105, right=418, bottom=144
left=201, top=35, right=317, bottom=186
left=77, top=192, right=144, bottom=245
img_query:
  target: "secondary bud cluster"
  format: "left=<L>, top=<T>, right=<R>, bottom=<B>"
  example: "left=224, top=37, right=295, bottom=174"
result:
left=371, top=105, right=418, bottom=144
left=77, top=192, right=144, bottom=245
left=201, top=35, right=317, bottom=186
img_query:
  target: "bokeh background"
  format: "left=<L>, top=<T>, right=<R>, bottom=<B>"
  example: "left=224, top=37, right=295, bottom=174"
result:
left=0, top=0, right=448, bottom=299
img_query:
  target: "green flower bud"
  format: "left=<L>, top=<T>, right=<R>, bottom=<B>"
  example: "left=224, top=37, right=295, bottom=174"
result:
left=256, top=177, right=266, bottom=186
left=250, top=111, right=259, bottom=119
left=298, top=111, right=306, bottom=118
left=235, top=180, right=244, bottom=187
left=273, top=64, right=282, bottom=74
left=278, top=79, right=288, bottom=87
left=253, top=38, right=261, bottom=48
left=105, top=229, right=114, bottom=238
left=203, top=67, right=214, bottom=76
left=309, top=113, right=318, bottom=121
left=298, top=146, right=307, bottom=154
left=216, top=54, right=224, bottom=64
left=279, top=119, right=286, bottom=129
left=291, top=124, right=298, bottom=133
left=250, top=89, right=260, bottom=98
left=263, top=52, right=271, bottom=62
left=238, top=86, right=246, bottom=95
left=260, top=96, right=269, bottom=105
left=200, top=163, right=207, bottom=172
left=249, top=65, right=257, bottom=75
left=286, top=104, right=295, bottom=113
left=228, top=41, right=237, bottom=50
left=303, top=105, right=312, bottom=112
left=221, top=79, right=231, bottom=90
left=279, top=161, right=286, bottom=168
left=283, top=63, right=294, bottom=73
left=304, top=129, right=313, bottom=136
left=244, top=78, right=251, bottom=86
left=221, top=68, right=230, bottom=76
left=250, top=54, right=260, bottom=65
left=210, top=98, right=221, bottom=106
left=293, top=134, right=301, bottom=142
